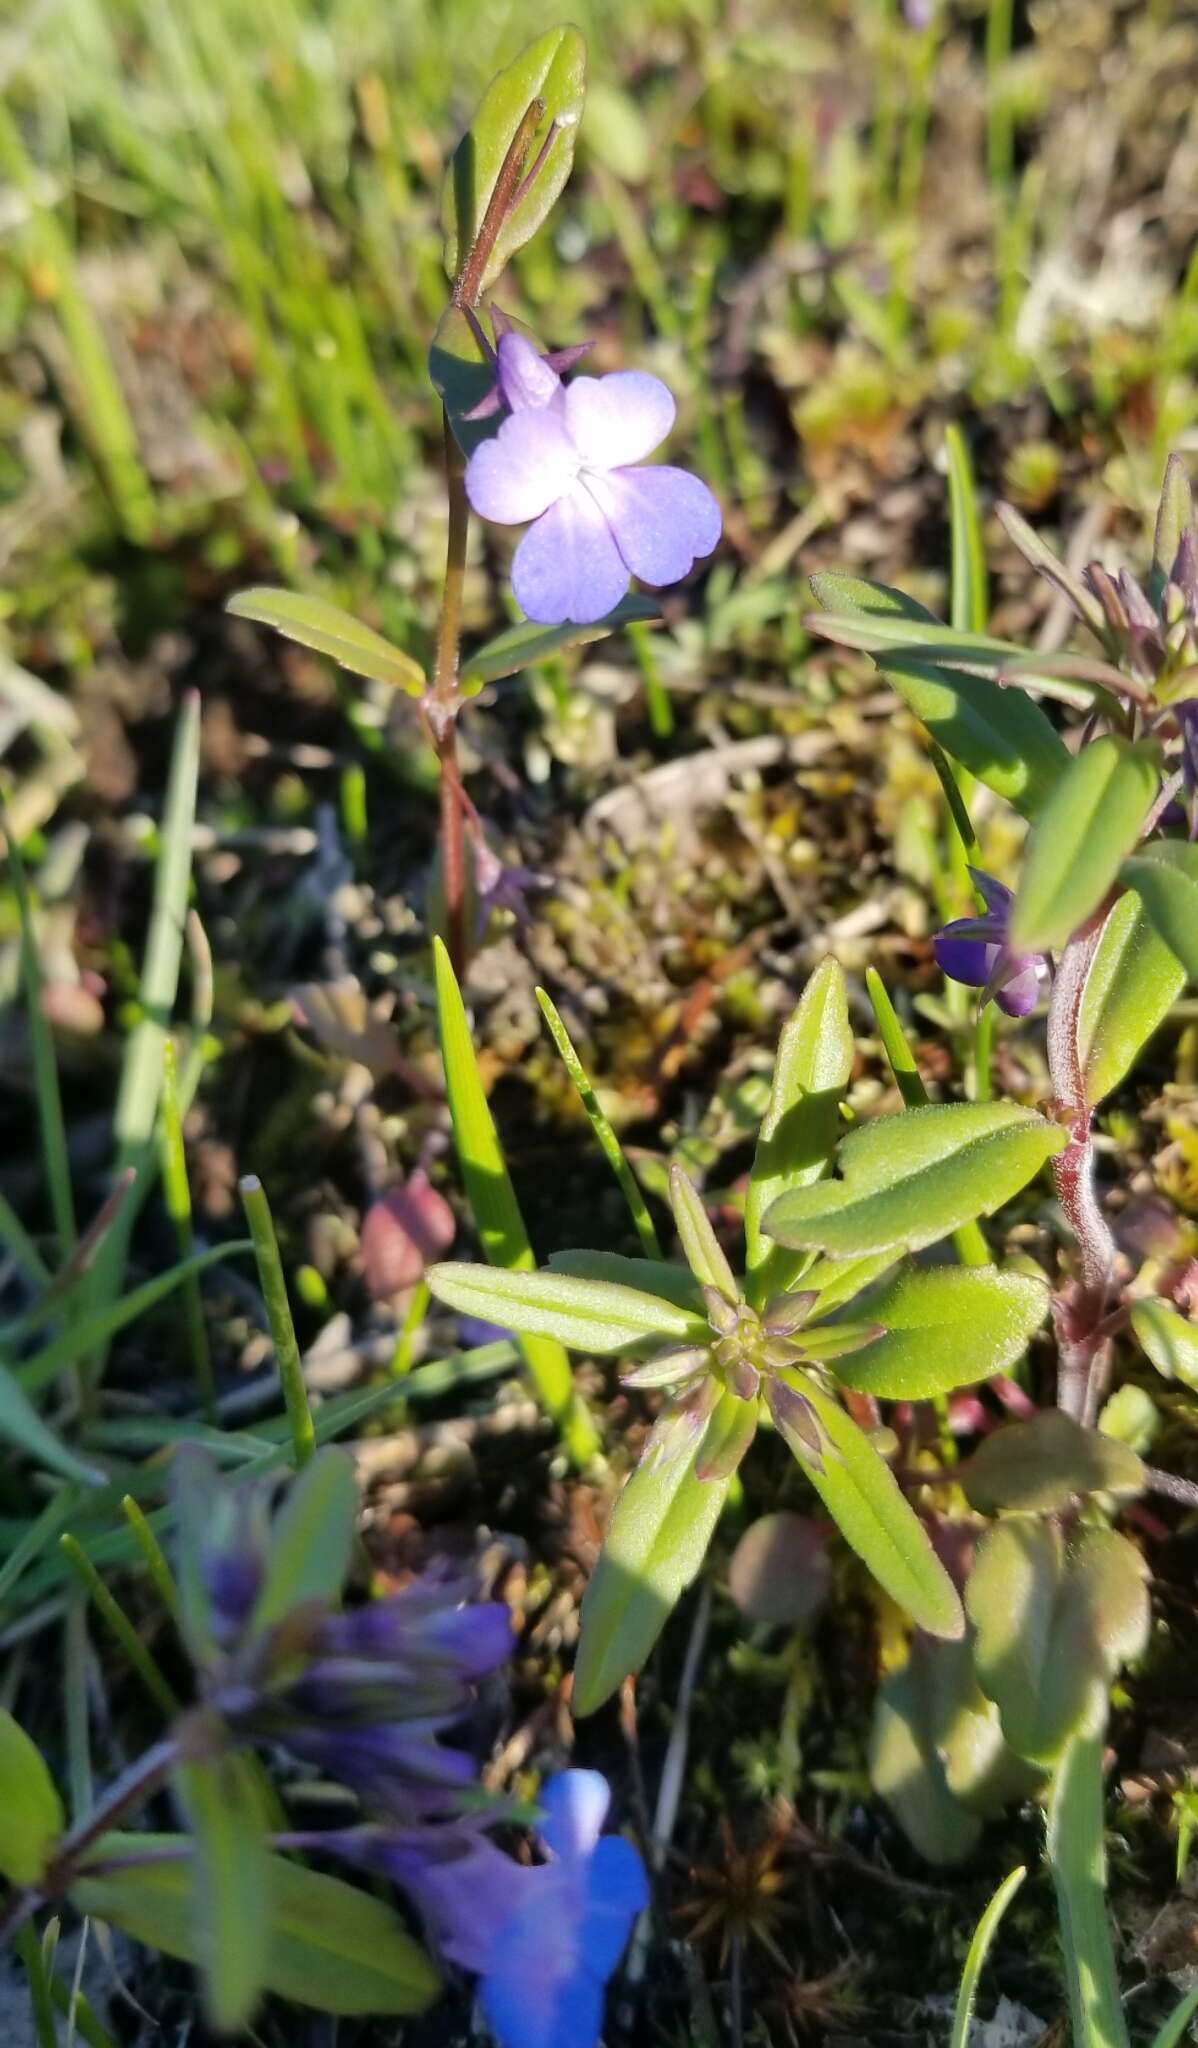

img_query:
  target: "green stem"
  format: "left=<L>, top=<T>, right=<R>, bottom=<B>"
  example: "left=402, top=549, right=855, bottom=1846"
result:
left=1047, top=1737, right=1130, bottom=2048
left=14, top=1924, right=58, bottom=2048
left=159, top=1039, right=216, bottom=1424
left=239, top=1176, right=315, bottom=1468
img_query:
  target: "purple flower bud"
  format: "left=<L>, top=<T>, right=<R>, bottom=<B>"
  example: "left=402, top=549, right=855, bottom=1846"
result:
left=932, top=869, right=1049, bottom=1017
left=464, top=344, right=721, bottom=626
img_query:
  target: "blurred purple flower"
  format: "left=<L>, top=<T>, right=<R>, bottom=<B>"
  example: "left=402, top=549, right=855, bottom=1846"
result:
left=933, top=868, right=1049, bottom=1017
left=371, top=1770, right=647, bottom=2048
left=464, top=331, right=721, bottom=627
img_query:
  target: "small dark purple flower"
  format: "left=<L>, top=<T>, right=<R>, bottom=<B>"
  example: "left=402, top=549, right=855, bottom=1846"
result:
left=464, top=331, right=721, bottom=627
left=933, top=869, right=1049, bottom=1017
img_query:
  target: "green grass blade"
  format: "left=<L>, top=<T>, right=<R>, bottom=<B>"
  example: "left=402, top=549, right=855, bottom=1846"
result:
left=536, top=987, right=663, bottom=1258
left=8, top=832, right=76, bottom=1256
left=949, top=1864, right=1027, bottom=2048
left=0, top=1488, right=83, bottom=1612
left=17, top=1242, right=253, bottom=1396
left=58, top=1533, right=179, bottom=1718
left=240, top=1176, right=316, bottom=1468
left=1047, top=1737, right=1131, bottom=2048
left=1152, top=1984, right=1198, bottom=2048
left=0, top=1362, right=105, bottom=1487
left=121, top=1495, right=181, bottom=1620
left=433, top=939, right=599, bottom=1466
left=159, top=1038, right=216, bottom=1422
left=945, top=424, right=989, bottom=634
left=0, top=1190, right=52, bottom=1293
left=14, top=1924, right=58, bottom=2048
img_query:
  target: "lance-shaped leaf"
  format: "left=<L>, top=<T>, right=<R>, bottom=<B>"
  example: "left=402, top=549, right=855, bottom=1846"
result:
left=0, top=1362, right=105, bottom=1486
left=966, top=1521, right=1150, bottom=1764
left=1121, top=840, right=1198, bottom=983
left=869, top=1653, right=982, bottom=1867
left=807, top=570, right=939, bottom=625
left=573, top=1401, right=734, bottom=1714
left=995, top=501, right=1108, bottom=639
left=427, top=1261, right=705, bottom=1353
left=833, top=1265, right=1049, bottom=1400
left=1131, top=1298, right=1198, bottom=1390
left=1152, top=453, right=1194, bottom=596
left=668, top=1165, right=738, bottom=1303
left=73, top=1836, right=440, bottom=2015
left=1009, top=737, right=1160, bottom=952
left=962, top=1409, right=1145, bottom=1514
left=744, top=958, right=853, bottom=1297
left=442, top=28, right=587, bottom=294
left=883, top=655, right=1068, bottom=818
left=776, top=1371, right=964, bottom=1638
left=763, top=1102, right=1066, bottom=1261
left=250, top=1447, right=357, bottom=1634
left=175, top=1755, right=272, bottom=2031
left=547, top=1249, right=705, bottom=1316
left=0, top=1709, right=63, bottom=1885
left=227, top=589, right=424, bottom=696
left=460, top=597, right=661, bottom=691
left=1077, top=888, right=1186, bottom=1105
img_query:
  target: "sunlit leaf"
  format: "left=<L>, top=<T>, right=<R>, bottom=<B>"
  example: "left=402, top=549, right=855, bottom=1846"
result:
left=461, top=597, right=660, bottom=690
left=1009, top=737, right=1159, bottom=952
left=763, top=1102, right=1065, bottom=1260
left=1077, top=888, right=1186, bottom=1105
left=962, top=1409, right=1145, bottom=1514
left=227, top=588, right=425, bottom=696
left=441, top=27, right=587, bottom=293
left=1151, top=453, right=1194, bottom=595
left=547, top=1249, right=704, bottom=1316
left=0, top=1709, right=63, bottom=1885
left=833, top=1265, right=1049, bottom=1399
left=427, top=1261, right=704, bottom=1353
left=966, top=1521, right=1150, bottom=1763
left=806, top=571, right=938, bottom=625
left=1121, top=840, right=1198, bottom=983
left=73, top=1837, right=440, bottom=2015
left=778, top=1372, right=964, bottom=1638
left=744, top=958, right=853, bottom=1297
left=1131, top=1298, right=1198, bottom=1390
left=574, top=1413, right=731, bottom=1715
left=668, top=1165, right=738, bottom=1302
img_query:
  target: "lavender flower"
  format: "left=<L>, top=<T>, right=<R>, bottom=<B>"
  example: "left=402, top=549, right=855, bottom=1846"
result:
left=933, top=868, right=1049, bottom=1017
left=368, top=1770, right=648, bottom=2048
left=464, top=330, right=721, bottom=626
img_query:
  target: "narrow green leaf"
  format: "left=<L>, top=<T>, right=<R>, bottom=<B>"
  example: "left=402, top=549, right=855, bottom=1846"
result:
left=806, top=571, right=938, bottom=623
left=668, top=1166, right=738, bottom=1302
left=865, top=966, right=929, bottom=1112
left=73, top=1838, right=440, bottom=2015
left=535, top=989, right=662, bottom=1257
left=744, top=959, right=853, bottom=1294
left=1153, top=1983, right=1198, bottom=2048
left=0, top=1364, right=105, bottom=1486
left=1010, top=738, right=1159, bottom=952
left=949, top=1864, right=1028, bottom=2048
left=996, top=501, right=1109, bottom=639
left=427, top=1260, right=703, bottom=1353
left=433, top=938, right=598, bottom=1465
left=59, top=1533, right=179, bottom=1717
left=967, top=1523, right=1149, bottom=1764
left=227, top=588, right=424, bottom=695
left=240, top=1175, right=316, bottom=1468
left=442, top=27, right=587, bottom=293
left=176, top=1755, right=272, bottom=2031
left=834, top=1265, right=1049, bottom=1399
left=962, top=1409, right=1145, bottom=1514
left=1121, top=840, right=1198, bottom=983
left=1047, top=1737, right=1131, bottom=2048
left=945, top=424, right=988, bottom=634
left=781, top=1374, right=964, bottom=1638
left=250, top=1447, right=357, bottom=1633
left=1130, top=1298, right=1198, bottom=1390
left=17, top=1242, right=253, bottom=1396
left=464, top=599, right=661, bottom=690
left=1078, top=889, right=1186, bottom=1105
left=1152, top=453, right=1193, bottom=592
left=0, top=1708, right=64, bottom=1885
left=8, top=833, right=76, bottom=1254
left=763, top=1102, right=1066, bottom=1260
left=547, top=1250, right=704, bottom=1314
left=574, top=1419, right=730, bottom=1715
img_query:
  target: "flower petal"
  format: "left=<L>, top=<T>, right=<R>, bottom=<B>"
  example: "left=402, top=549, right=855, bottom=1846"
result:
left=577, top=1837, right=649, bottom=1974
left=583, top=465, right=721, bottom=587
left=995, top=959, right=1045, bottom=1017
left=564, top=371, right=675, bottom=469
left=465, top=406, right=578, bottom=526
left=496, top=331, right=562, bottom=413
left=933, top=929, right=998, bottom=991
left=538, top=1769, right=610, bottom=1861
left=512, top=487, right=630, bottom=625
